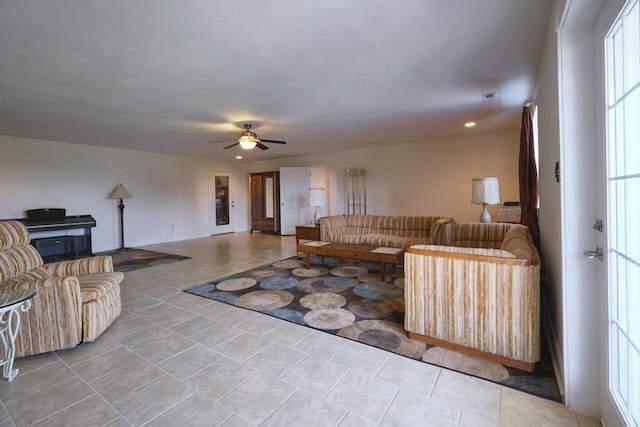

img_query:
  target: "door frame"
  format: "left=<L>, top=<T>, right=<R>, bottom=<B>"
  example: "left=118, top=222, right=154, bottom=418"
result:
left=209, top=170, right=235, bottom=235
left=557, top=0, right=627, bottom=424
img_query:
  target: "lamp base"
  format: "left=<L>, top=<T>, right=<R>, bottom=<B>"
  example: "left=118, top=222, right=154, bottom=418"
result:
left=313, top=207, right=321, bottom=225
left=479, top=204, right=492, bottom=223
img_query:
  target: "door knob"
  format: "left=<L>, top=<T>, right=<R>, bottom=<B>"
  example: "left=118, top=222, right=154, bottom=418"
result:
left=583, top=246, right=603, bottom=261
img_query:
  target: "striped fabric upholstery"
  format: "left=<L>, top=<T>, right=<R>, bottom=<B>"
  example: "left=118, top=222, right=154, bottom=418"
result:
left=320, top=215, right=454, bottom=249
left=0, top=220, right=123, bottom=357
left=444, top=222, right=514, bottom=248
left=404, top=223, right=541, bottom=367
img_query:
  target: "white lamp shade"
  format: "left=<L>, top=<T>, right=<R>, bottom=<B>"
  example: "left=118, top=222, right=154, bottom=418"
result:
left=308, top=187, right=326, bottom=207
left=108, top=184, right=133, bottom=199
left=471, top=177, right=499, bottom=205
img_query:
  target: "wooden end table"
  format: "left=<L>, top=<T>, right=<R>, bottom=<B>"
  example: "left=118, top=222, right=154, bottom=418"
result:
left=297, top=241, right=405, bottom=280
left=295, top=224, right=320, bottom=245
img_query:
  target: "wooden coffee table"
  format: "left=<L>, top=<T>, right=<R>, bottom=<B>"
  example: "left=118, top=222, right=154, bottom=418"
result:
left=297, top=241, right=405, bottom=280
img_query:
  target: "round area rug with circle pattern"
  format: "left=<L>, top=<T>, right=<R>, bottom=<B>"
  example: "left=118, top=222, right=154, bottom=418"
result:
left=185, top=254, right=561, bottom=402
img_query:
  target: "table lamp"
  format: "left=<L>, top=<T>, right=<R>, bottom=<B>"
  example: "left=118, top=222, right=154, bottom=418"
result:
left=471, top=177, right=500, bottom=223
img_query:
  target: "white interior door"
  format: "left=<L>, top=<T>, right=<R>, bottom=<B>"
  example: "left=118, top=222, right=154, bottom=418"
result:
left=209, top=170, right=234, bottom=234
left=279, top=167, right=310, bottom=235
left=605, top=2, right=640, bottom=425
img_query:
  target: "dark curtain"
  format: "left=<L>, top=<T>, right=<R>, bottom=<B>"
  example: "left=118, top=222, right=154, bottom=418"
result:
left=519, top=105, right=540, bottom=249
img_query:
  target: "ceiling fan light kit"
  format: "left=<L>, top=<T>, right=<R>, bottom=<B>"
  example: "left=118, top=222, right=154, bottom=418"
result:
left=211, top=124, right=287, bottom=151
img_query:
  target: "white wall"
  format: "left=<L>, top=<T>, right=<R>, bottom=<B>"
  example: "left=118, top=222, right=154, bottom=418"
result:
left=0, top=135, right=248, bottom=251
left=252, top=129, right=521, bottom=223
left=536, top=0, right=566, bottom=398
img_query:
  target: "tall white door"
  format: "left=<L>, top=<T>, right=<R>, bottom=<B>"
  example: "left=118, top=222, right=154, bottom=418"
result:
left=279, top=167, right=311, bottom=235
left=604, top=2, right=639, bottom=425
left=209, top=170, right=234, bottom=235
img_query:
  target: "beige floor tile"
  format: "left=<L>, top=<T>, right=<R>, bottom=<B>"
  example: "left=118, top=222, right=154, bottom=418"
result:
left=337, top=412, right=378, bottom=427
left=263, top=389, right=347, bottom=427
left=332, top=341, right=390, bottom=376
left=500, top=387, right=580, bottom=427
left=281, top=355, right=348, bottom=398
left=110, top=374, right=195, bottom=426
left=11, top=352, right=59, bottom=376
left=218, top=371, right=296, bottom=424
left=129, top=332, right=198, bottom=365
left=169, top=315, right=218, bottom=337
left=103, top=417, right=133, bottom=427
left=123, top=296, right=164, bottom=313
left=186, top=356, right=255, bottom=401
left=459, top=411, right=499, bottom=427
left=380, top=389, right=460, bottom=427
left=375, top=352, right=440, bottom=396
left=577, top=413, right=602, bottom=427
left=0, top=361, right=76, bottom=405
left=262, top=321, right=313, bottom=347
left=325, top=371, right=399, bottom=423
left=213, top=305, right=259, bottom=325
left=158, top=344, right=222, bottom=381
left=214, top=332, right=272, bottom=362
left=101, top=313, right=153, bottom=340
left=220, top=414, right=255, bottom=427
left=244, top=343, right=306, bottom=378
left=55, top=334, right=122, bottom=365
left=70, top=346, right=143, bottom=382
left=144, top=392, right=232, bottom=427
left=294, top=331, right=348, bottom=360
left=90, top=357, right=165, bottom=402
left=190, top=322, right=244, bottom=348
left=6, top=376, right=94, bottom=427
left=431, top=369, right=501, bottom=423
left=236, top=313, right=285, bottom=336
left=31, top=394, right=120, bottom=427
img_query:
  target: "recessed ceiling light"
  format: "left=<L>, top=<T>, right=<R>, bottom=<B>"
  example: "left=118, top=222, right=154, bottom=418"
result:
left=368, top=142, right=375, bottom=146
left=465, top=122, right=476, bottom=128
left=235, top=155, right=243, bottom=159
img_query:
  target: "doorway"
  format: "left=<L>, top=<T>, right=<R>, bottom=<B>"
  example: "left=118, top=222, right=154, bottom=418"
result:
left=209, top=170, right=234, bottom=234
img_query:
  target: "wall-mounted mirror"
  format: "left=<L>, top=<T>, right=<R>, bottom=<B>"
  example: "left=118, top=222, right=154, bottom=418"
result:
left=265, top=177, right=274, bottom=218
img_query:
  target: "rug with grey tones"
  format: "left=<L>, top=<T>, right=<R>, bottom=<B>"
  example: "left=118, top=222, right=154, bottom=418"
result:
left=185, top=255, right=560, bottom=402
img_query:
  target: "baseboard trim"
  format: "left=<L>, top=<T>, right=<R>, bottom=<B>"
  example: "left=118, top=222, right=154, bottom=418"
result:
left=541, top=289, right=565, bottom=402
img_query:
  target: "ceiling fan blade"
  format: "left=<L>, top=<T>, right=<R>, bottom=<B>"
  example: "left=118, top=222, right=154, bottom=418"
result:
left=256, top=142, right=270, bottom=150
left=223, top=142, right=240, bottom=149
left=209, top=139, right=236, bottom=144
left=259, top=139, right=286, bottom=144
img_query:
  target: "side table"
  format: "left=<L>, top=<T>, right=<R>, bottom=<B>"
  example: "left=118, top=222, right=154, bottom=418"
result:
left=295, top=224, right=320, bottom=245
left=0, top=290, right=36, bottom=381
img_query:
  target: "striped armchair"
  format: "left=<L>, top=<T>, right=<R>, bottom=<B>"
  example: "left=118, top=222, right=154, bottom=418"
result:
left=404, top=223, right=540, bottom=371
left=0, top=220, right=123, bottom=358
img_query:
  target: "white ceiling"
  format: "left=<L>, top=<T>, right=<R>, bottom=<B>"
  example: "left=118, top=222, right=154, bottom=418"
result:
left=0, top=1, right=551, bottom=161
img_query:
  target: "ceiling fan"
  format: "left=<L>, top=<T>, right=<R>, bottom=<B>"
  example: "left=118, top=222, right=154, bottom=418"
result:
left=209, top=124, right=287, bottom=150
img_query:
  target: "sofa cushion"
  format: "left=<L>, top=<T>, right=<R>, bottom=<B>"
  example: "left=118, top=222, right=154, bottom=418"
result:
left=361, top=234, right=431, bottom=248
left=412, top=244, right=516, bottom=258
left=0, top=220, right=32, bottom=249
left=0, top=245, right=45, bottom=282
left=499, top=224, right=536, bottom=262
left=78, top=272, right=124, bottom=303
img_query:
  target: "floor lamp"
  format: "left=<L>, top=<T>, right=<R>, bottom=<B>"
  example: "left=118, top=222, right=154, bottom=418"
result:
left=108, top=184, right=133, bottom=250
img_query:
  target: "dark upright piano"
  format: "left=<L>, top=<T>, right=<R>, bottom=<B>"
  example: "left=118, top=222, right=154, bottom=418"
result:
left=17, top=209, right=96, bottom=261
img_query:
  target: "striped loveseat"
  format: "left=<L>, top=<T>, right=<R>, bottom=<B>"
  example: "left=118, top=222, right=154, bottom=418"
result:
left=404, top=222, right=540, bottom=371
left=319, top=215, right=454, bottom=249
left=0, top=220, right=123, bottom=358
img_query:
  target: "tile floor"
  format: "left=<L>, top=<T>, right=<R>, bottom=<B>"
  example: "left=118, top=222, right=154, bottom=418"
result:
left=0, top=232, right=602, bottom=426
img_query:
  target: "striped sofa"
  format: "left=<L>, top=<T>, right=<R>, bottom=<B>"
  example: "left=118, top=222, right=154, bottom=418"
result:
left=404, top=222, right=540, bottom=371
left=0, top=220, right=123, bottom=358
left=319, top=215, right=454, bottom=249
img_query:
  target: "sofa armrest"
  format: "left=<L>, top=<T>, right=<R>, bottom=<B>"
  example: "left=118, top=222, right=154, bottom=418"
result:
left=407, top=245, right=531, bottom=266
left=44, top=255, right=115, bottom=276
left=1, top=276, right=83, bottom=357
left=404, top=247, right=541, bottom=364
